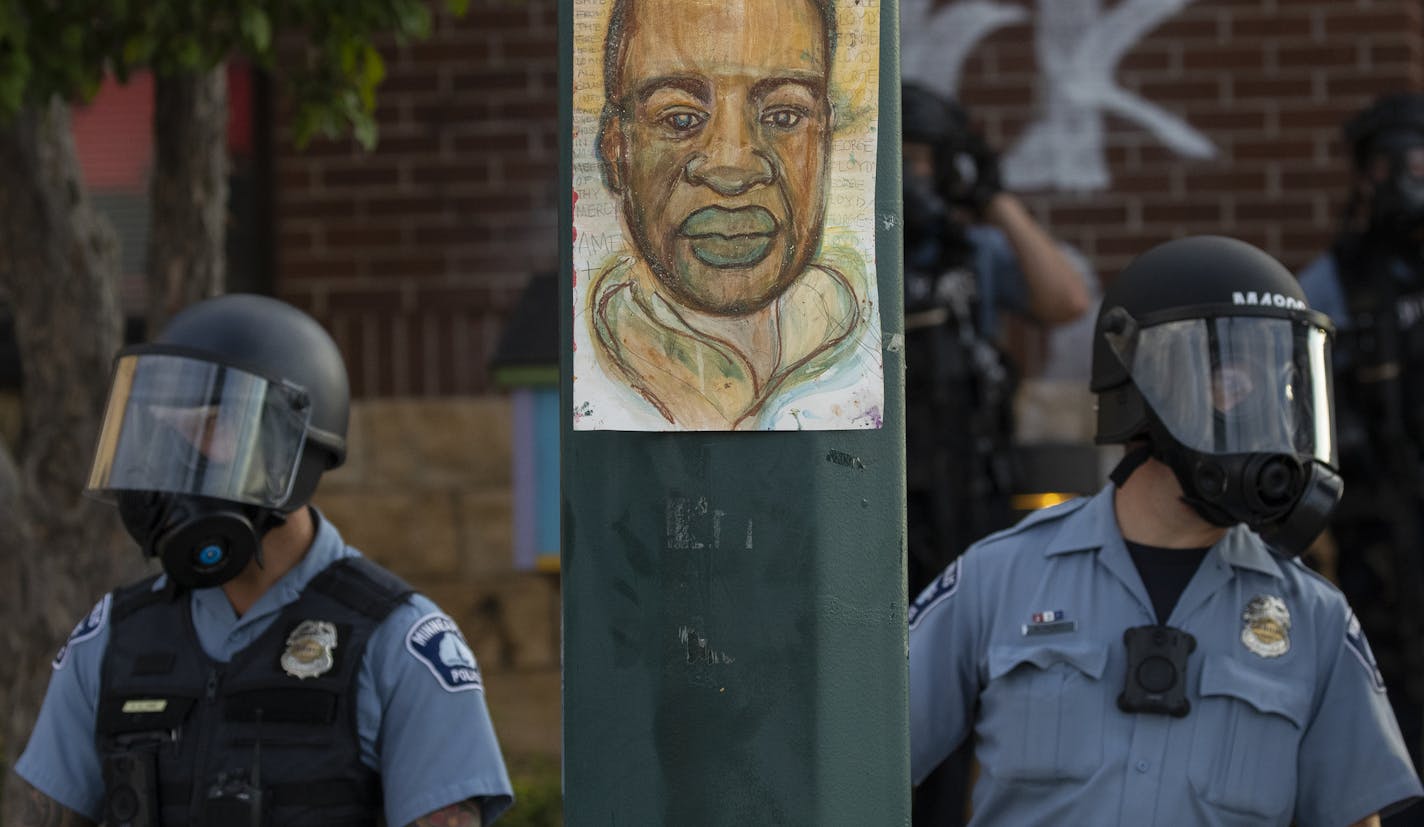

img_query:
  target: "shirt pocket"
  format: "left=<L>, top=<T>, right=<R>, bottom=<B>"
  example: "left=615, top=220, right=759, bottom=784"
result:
left=1188, top=654, right=1311, bottom=819
left=980, top=640, right=1111, bottom=782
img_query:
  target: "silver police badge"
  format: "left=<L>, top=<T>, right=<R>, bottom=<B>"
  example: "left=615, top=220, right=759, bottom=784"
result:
left=1241, top=595, right=1291, bottom=658
left=281, top=620, right=337, bottom=679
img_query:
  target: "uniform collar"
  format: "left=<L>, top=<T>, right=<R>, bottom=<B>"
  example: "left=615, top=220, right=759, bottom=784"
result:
left=1043, top=485, right=1119, bottom=557
left=1044, top=485, right=1283, bottom=577
left=1043, top=485, right=1284, bottom=624
left=1043, top=486, right=1155, bottom=617
left=1211, top=523, right=1285, bottom=579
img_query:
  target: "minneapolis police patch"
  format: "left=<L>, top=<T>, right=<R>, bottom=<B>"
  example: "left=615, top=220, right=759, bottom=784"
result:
left=53, top=594, right=111, bottom=670
left=405, top=612, right=484, bottom=693
left=909, top=558, right=960, bottom=631
left=1345, top=611, right=1387, bottom=693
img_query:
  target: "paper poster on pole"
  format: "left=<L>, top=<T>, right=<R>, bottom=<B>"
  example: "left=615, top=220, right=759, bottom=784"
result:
left=571, top=0, right=883, bottom=431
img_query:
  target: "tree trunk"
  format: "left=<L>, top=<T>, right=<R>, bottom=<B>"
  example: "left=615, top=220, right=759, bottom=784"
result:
left=0, top=98, right=132, bottom=819
left=148, top=65, right=229, bottom=333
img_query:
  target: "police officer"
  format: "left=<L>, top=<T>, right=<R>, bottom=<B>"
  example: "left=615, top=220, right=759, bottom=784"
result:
left=1298, top=92, right=1424, bottom=806
left=13, top=295, right=513, bottom=826
left=903, top=82, right=1092, bottom=826
left=901, top=82, right=1091, bottom=595
left=911, top=236, right=1422, bottom=826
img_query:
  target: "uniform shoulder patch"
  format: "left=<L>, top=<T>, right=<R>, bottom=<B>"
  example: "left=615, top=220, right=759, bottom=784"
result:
left=909, top=558, right=961, bottom=631
left=1345, top=611, right=1387, bottom=693
left=53, top=594, right=111, bottom=670
left=405, top=611, right=484, bottom=693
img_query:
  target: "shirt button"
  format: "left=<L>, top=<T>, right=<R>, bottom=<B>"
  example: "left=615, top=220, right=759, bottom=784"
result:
left=1135, top=760, right=1150, bottom=773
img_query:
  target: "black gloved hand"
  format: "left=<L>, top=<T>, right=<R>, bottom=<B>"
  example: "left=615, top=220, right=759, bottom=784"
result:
left=943, top=130, right=1002, bottom=220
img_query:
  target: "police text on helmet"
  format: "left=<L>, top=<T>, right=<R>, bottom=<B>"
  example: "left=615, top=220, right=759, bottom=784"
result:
left=1232, top=291, right=1306, bottom=310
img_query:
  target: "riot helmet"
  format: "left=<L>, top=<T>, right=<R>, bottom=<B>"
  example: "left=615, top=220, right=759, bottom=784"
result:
left=1343, top=93, right=1424, bottom=240
left=1091, top=236, right=1342, bottom=554
left=86, top=295, right=350, bottom=588
left=902, top=83, right=999, bottom=217
left=902, top=84, right=990, bottom=285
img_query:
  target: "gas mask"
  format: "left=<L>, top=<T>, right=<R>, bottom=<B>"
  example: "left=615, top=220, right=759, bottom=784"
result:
left=1366, top=128, right=1424, bottom=242
left=113, top=491, right=284, bottom=590
left=1102, top=305, right=1344, bottom=554
left=903, top=172, right=973, bottom=282
left=87, top=349, right=314, bottom=589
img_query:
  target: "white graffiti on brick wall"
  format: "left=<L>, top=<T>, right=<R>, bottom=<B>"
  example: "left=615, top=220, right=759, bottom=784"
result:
left=901, top=0, right=1028, bottom=101
left=902, top=0, right=1217, bottom=192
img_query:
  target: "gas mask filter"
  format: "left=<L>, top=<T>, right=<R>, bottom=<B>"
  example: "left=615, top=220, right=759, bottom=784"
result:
left=115, top=491, right=283, bottom=590
left=1146, top=418, right=1344, bottom=554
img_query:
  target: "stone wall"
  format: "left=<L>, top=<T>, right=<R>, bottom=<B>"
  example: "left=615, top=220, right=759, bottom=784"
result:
left=314, top=394, right=561, bottom=761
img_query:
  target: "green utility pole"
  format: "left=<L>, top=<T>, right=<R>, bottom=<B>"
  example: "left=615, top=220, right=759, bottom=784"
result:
left=559, top=1, right=906, bottom=823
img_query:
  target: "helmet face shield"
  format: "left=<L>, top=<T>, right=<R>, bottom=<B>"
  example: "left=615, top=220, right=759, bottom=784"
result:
left=1106, top=313, right=1335, bottom=465
left=87, top=353, right=313, bottom=508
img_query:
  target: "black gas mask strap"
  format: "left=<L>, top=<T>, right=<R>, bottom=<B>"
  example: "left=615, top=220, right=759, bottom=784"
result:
left=1110, top=443, right=1153, bottom=488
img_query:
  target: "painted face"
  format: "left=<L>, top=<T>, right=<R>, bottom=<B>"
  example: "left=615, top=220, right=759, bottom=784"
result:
left=603, top=0, right=833, bottom=315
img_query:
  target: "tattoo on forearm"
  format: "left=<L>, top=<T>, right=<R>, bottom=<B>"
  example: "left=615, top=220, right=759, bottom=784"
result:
left=410, top=799, right=484, bottom=827
left=20, top=785, right=96, bottom=827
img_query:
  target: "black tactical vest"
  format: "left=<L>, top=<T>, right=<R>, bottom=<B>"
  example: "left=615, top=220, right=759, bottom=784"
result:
left=903, top=255, right=1018, bottom=595
left=1329, top=238, right=1424, bottom=712
left=96, top=556, right=413, bottom=826
left=1337, top=246, right=1424, bottom=454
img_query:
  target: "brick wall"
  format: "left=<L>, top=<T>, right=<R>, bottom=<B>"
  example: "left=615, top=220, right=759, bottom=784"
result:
left=273, top=0, right=559, bottom=398
left=953, top=0, right=1424, bottom=280
left=268, top=1, right=564, bottom=767
left=270, top=0, right=1424, bottom=398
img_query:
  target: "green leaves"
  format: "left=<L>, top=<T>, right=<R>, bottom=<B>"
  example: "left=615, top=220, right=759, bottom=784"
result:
left=0, top=0, right=481, bottom=147
left=120, top=33, right=156, bottom=68
left=239, top=7, right=271, bottom=53
left=395, top=0, right=433, bottom=40
left=0, top=1, right=29, bottom=119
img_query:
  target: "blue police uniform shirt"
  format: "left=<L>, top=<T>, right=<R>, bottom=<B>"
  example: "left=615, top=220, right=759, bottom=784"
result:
left=1297, top=253, right=1350, bottom=328
left=15, top=510, right=515, bottom=827
left=1298, top=250, right=1424, bottom=331
left=966, top=224, right=1031, bottom=337
left=910, top=485, right=1423, bottom=826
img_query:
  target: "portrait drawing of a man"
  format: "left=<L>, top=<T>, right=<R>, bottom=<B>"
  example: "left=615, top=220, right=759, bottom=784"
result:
left=573, top=0, right=883, bottom=431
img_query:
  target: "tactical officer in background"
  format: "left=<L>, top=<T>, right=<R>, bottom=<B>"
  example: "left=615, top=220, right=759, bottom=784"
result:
left=1298, top=92, right=1424, bottom=808
left=912, top=236, right=1422, bottom=826
left=901, top=82, right=1091, bottom=594
left=903, top=82, right=1091, bottom=826
left=13, top=295, right=514, bottom=826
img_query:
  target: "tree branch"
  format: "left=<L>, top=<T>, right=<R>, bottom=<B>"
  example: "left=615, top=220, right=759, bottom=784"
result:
left=0, top=98, right=129, bottom=825
left=148, top=66, right=230, bottom=333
